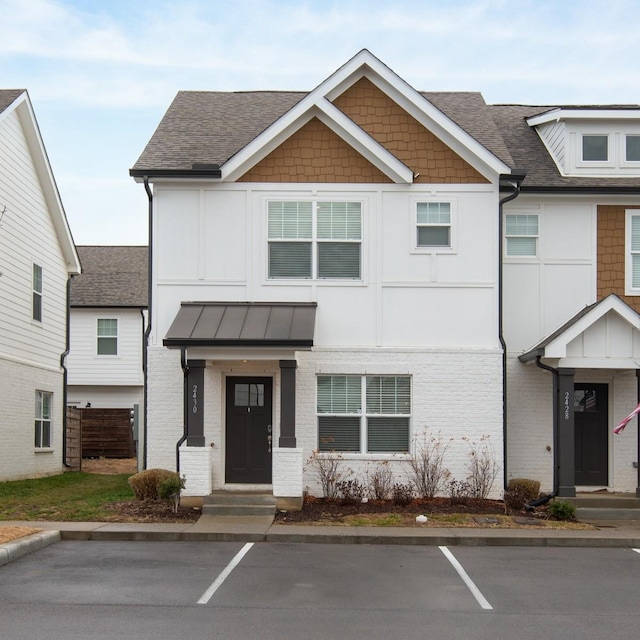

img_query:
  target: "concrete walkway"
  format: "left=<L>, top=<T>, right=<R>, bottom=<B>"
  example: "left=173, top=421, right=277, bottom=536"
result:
left=2, top=516, right=640, bottom=567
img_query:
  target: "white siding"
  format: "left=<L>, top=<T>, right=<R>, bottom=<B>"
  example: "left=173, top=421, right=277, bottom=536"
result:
left=0, top=109, right=69, bottom=369
left=536, top=121, right=566, bottom=172
left=152, top=183, right=499, bottom=350
left=67, top=308, right=144, bottom=386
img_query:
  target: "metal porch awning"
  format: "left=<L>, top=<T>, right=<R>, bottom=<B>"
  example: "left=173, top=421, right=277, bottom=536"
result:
left=163, top=302, right=317, bottom=348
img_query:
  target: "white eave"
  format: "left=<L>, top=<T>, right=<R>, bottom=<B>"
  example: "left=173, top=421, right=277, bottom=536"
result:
left=222, top=49, right=511, bottom=183
left=1, top=91, right=81, bottom=275
left=527, top=108, right=640, bottom=127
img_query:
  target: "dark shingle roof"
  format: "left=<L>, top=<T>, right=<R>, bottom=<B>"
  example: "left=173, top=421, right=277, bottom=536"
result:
left=0, top=89, right=25, bottom=114
left=71, top=246, right=148, bottom=307
left=490, top=104, right=640, bottom=189
left=132, top=91, right=305, bottom=172
left=131, top=87, right=640, bottom=190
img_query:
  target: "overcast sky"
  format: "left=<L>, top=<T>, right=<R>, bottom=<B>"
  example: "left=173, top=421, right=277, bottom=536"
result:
left=3, top=0, right=640, bottom=246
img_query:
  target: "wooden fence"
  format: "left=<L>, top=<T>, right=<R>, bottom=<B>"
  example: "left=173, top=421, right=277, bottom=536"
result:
left=65, top=407, right=82, bottom=470
left=80, top=408, right=136, bottom=458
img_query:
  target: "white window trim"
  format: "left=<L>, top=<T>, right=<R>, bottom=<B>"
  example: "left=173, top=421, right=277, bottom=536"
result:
left=625, top=209, right=640, bottom=295
left=97, top=317, right=119, bottom=357
left=316, top=374, right=412, bottom=454
left=35, top=389, right=53, bottom=450
left=32, top=263, right=43, bottom=323
left=265, top=198, right=365, bottom=282
left=410, top=197, right=457, bottom=255
left=577, top=133, right=613, bottom=168
left=504, top=212, right=540, bottom=259
left=623, top=133, right=640, bottom=165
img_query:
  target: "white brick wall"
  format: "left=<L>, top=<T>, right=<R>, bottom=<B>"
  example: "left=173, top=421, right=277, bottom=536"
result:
left=0, top=355, right=64, bottom=481
left=179, top=445, right=212, bottom=496
left=147, top=346, right=504, bottom=499
left=272, top=447, right=303, bottom=497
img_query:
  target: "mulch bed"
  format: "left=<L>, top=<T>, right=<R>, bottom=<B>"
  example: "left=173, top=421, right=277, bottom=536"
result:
left=274, top=496, right=507, bottom=524
left=103, top=500, right=201, bottom=523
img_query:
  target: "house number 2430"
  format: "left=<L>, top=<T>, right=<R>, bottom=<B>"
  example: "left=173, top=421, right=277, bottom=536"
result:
left=192, top=384, right=198, bottom=414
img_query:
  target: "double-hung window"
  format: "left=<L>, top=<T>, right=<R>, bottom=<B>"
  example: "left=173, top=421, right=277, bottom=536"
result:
left=35, top=390, right=52, bottom=448
left=268, top=200, right=361, bottom=279
left=416, top=202, right=451, bottom=248
left=505, top=214, right=538, bottom=257
left=626, top=210, right=640, bottom=294
left=97, top=318, right=118, bottom=355
left=317, top=375, right=410, bottom=453
left=33, top=263, right=43, bottom=322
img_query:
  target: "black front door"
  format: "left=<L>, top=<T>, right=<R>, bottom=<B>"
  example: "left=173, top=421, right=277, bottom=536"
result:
left=225, top=377, right=272, bottom=484
left=574, top=383, right=608, bottom=486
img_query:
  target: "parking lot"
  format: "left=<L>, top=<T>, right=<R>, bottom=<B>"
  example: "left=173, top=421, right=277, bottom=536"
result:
left=1, top=541, right=639, bottom=639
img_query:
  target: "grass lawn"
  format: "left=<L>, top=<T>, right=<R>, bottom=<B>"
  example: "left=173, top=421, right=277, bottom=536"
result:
left=0, top=472, right=134, bottom=521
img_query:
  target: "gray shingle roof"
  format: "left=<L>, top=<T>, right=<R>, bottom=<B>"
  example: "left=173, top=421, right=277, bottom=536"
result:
left=490, top=103, right=640, bottom=189
left=71, top=246, right=148, bottom=307
left=131, top=87, right=640, bottom=191
left=0, top=89, right=25, bottom=114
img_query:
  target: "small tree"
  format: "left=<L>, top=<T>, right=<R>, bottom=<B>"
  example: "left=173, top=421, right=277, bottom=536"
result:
left=305, top=450, right=350, bottom=498
left=409, top=430, right=451, bottom=499
left=464, top=436, right=500, bottom=500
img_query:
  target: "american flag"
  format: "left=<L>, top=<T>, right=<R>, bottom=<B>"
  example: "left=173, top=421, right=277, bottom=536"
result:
left=613, top=403, right=640, bottom=434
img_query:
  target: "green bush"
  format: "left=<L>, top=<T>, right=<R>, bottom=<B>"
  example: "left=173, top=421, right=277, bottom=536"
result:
left=128, top=469, right=181, bottom=501
left=548, top=499, right=576, bottom=521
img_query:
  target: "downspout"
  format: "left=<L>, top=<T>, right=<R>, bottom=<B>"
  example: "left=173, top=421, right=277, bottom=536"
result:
left=60, top=274, right=74, bottom=468
left=176, top=347, right=189, bottom=472
left=498, top=170, right=526, bottom=490
left=142, top=176, right=153, bottom=470
left=535, top=355, right=559, bottom=497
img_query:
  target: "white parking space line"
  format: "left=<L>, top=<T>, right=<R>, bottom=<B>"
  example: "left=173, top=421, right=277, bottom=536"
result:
left=439, top=546, right=493, bottom=610
left=197, top=543, right=254, bottom=605
left=633, top=549, right=640, bottom=555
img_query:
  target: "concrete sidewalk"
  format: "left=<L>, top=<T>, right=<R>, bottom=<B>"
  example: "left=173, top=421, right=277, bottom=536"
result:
left=2, top=516, right=640, bottom=567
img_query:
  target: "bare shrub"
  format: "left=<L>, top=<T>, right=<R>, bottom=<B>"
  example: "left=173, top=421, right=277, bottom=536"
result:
left=305, top=450, right=350, bottom=499
left=409, top=430, right=451, bottom=498
left=336, top=479, right=366, bottom=503
left=366, top=461, right=394, bottom=500
left=128, top=468, right=181, bottom=501
left=503, top=478, right=541, bottom=512
left=391, top=482, right=415, bottom=505
left=464, top=436, right=501, bottom=500
left=448, top=479, right=472, bottom=506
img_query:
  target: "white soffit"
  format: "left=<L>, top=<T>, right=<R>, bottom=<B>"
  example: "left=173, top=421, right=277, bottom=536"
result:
left=527, top=108, right=640, bottom=127
left=545, top=296, right=640, bottom=359
left=222, top=49, right=509, bottom=183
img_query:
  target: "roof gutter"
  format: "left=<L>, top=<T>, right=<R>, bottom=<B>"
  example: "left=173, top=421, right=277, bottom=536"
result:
left=498, top=169, right=527, bottom=491
left=521, top=185, right=640, bottom=195
left=142, top=176, right=153, bottom=470
left=60, top=274, right=75, bottom=468
left=129, top=164, right=222, bottom=181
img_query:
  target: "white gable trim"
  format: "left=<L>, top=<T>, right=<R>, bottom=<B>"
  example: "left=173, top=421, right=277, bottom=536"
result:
left=221, top=49, right=510, bottom=183
left=528, top=108, right=640, bottom=127
left=544, top=295, right=640, bottom=359
left=1, top=91, right=81, bottom=274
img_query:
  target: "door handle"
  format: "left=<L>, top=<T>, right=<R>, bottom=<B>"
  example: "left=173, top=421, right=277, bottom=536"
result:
left=267, top=433, right=272, bottom=454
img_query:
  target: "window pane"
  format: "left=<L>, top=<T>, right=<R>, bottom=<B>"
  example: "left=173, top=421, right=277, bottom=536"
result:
left=317, top=243, right=360, bottom=278
left=626, top=135, right=640, bottom=162
left=574, top=389, right=598, bottom=412
left=583, top=135, right=608, bottom=161
left=42, top=422, right=51, bottom=447
left=97, top=337, right=118, bottom=355
left=506, top=214, right=538, bottom=236
left=317, top=202, right=362, bottom=240
left=367, top=417, right=410, bottom=452
left=317, top=376, right=361, bottom=413
left=33, top=264, right=42, bottom=292
left=417, top=226, right=450, bottom=247
left=632, top=254, right=640, bottom=288
left=631, top=216, right=640, bottom=251
left=318, top=416, right=360, bottom=452
left=35, top=422, right=42, bottom=448
left=268, top=201, right=312, bottom=239
left=366, top=376, right=410, bottom=414
left=41, top=393, right=51, bottom=419
left=269, top=242, right=312, bottom=278
left=417, top=202, right=450, bottom=224
left=98, top=319, right=117, bottom=336
left=507, top=237, right=537, bottom=257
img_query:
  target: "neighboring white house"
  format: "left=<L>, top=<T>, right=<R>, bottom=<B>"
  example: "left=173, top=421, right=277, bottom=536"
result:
left=0, top=89, right=81, bottom=481
left=130, top=50, right=640, bottom=505
left=67, top=245, right=147, bottom=410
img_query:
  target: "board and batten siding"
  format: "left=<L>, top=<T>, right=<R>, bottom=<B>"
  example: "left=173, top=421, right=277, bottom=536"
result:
left=151, top=182, right=500, bottom=350
left=67, top=308, right=144, bottom=386
left=0, top=108, right=69, bottom=368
